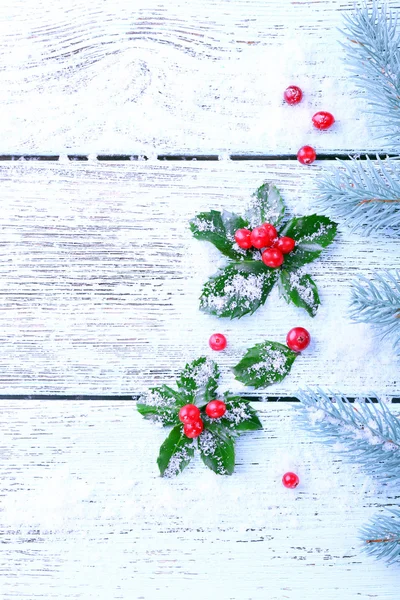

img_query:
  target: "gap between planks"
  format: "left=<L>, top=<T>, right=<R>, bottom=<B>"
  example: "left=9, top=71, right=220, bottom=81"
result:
left=0, top=153, right=396, bottom=162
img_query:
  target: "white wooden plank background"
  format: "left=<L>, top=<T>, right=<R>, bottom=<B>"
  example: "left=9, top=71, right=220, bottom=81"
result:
left=0, top=0, right=398, bottom=154
left=1, top=401, right=399, bottom=600
left=0, top=160, right=398, bottom=396
left=1, top=0, right=399, bottom=597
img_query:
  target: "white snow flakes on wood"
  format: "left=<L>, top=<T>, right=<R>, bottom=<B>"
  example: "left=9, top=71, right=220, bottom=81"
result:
left=0, top=160, right=398, bottom=395
left=1, top=401, right=399, bottom=600
left=0, top=0, right=398, bottom=154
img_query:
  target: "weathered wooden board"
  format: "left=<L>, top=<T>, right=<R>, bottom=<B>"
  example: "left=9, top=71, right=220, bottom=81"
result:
left=0, top=0, right=397, bottom=154
left=0, top=400, right=398, bottom=600
left=0, top=160, right=398, bottom=396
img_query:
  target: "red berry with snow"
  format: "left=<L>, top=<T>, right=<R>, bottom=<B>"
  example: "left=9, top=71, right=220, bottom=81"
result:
left=209, top=333, right=227, bottom=351
left=260, top=223, right=278, bottom=247
left=261, top=247, right=284, bottom=268
left=283, top=85, right=303, bottom=105
left=297, top=145, right=316, bottom=165
left=274, top=236, right=296, bottom=254
left=234, top=228, right=252, bottom=249
left=286, top=327, right=311, bottom=352
left=312, top=111, right=335, bottom=130
left=282, top=472, right=300, bottom=488
left=179, top=404, right=201, bottom=424
left=250, top=226, right=269, bottom=249
left=184, top=419, right=204, bottom=438
left=205, top=400, right=226, bottom=419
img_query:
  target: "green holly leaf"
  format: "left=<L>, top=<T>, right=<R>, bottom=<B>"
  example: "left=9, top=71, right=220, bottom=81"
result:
left=233, top=341, right=298, bottom=389
left=198, top=424, right=235, bottom=475
left=137, top=385, right=185, bottom=426
left=200, top=261, right=278, bottom=319
left=279, top=270, right=320, bottom=317
left=190, top=210, right=254, bottom=260
left=176, top=356, right=219, bottom=405
left=157, top=425, right=195, bottom=477
left=245, top=183, right=285, bottom=227
left=220, top=395, right=263, bottom=431
left=279, top=215, right=337, bottom=270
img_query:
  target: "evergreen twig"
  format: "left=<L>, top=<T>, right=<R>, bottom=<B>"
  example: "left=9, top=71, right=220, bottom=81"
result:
left=317, top=155, right=400, bottom=235
left=350, top=270, right=400, bottom=354
left=361, top=509, right=400, bottom=564
left=295, top=389, right=400, bottom=563
left=295, top=389, right=400, bottom=483
left=341, top=1, right=400, bottom=147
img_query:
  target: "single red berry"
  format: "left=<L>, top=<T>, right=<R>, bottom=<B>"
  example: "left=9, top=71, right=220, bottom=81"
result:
left=179, top=404, right=201, bottom=424
left=209, top=333, right=227, bottom=351
left=234, top=228, right=252, bottom=249
left=297, top=145, right=316, bottom=165
left=184, top=419, right=204, bottom=438
left=205, top=400, right=227, bottom=419
left=282, top=472, right=300, bottom=489
left=250, top=226, right=269, bottom=249
left=261, top=247, right=284, bottom=268
left=286, top=327, right=311, bottom=352
left=260, top=223, right=278, bottom=247
left=283, top=85, right=303, bottom=105
left=274, top=236, right=296, bottom=254
left=312, top=111, right=335, bottom=130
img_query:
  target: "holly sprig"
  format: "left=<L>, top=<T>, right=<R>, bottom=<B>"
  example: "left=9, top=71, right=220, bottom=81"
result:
left=190, top=183, right=337, bottom=319
left=137, top=356, right=263, bottom=477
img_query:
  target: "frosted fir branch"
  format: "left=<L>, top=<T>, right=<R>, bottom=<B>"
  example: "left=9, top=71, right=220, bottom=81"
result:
left=361, top=509, right=400, bottom=563
left=350, top=270, right=400, bottom=354
left=341, top=2, right=400, bottom=148
left=317, top=156, right=400, bottom=235
left=295, top=389, right=400, bottom=483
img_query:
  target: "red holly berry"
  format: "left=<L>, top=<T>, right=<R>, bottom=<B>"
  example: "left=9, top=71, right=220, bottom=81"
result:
left=261, top=247, right=284, bottom=268
left=205, top=400, right=227, bottom=419
left=184, top=419, right=204, bottom=438
left=234, top=228, right=252, bottom=249
left=286, top=327, right=311, bottom=352
left=312, top=111, right=335, bottom=130
left=283, top=85, right=303, bottom=105
left=297, top=145, right=316, bottom=165
left=282, top=472, right=300, bottom=488
left=209, top=333, right=227, bottom=351
left=274, top=236, right=296, bottom=254
left=250, top=226, right=269, bottom=249
left=260, top=223, right=278, bottom=247
left=179, top=404, right=201, bottom=424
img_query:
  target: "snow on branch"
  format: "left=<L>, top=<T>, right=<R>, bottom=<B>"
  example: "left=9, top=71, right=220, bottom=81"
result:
left=350, top=270, right=400, bottom=354
left=295, top=389, right=400, bottom=484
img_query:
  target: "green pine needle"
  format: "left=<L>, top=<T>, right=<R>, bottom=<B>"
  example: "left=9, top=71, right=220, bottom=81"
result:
left=350, top=270, right=400, bottom=354
left=317, top=156, right=400, bottom=235
left=340, top=1, right=400, bottom=148
left=361, top=510, right=400, bottom=564
left=295, top=389, right=400, bottom=483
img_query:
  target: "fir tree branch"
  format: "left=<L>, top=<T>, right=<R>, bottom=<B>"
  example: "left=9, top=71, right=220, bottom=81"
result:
left=361, top=509, right=400, bottom=564
left=341, top=1, right=400, bottom=148
left=295, top=389, right=400, bottom=483
left=350, top=270, right=400, bottom=354
left=317, top=156, right=400, bottom=235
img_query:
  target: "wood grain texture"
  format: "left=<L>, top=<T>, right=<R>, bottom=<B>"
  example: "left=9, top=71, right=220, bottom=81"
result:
left=0, top=400, right=398, bottom=600
left=0, top=160, right=398, bottom=396
left=0, top=0, right=398, bottom=154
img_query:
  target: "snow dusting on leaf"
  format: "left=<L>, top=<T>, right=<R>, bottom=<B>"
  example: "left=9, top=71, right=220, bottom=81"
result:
left=233, top=341, right=298, bottom=389
left=200, top=264, right=278, bottom=319
left=280, top=269, right=320, bottom=317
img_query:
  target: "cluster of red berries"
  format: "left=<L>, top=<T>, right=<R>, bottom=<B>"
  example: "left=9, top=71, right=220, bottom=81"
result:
left=283, top=85, right=335, bottom=166
left=179, top=399, right=227, bottom=438
left=234, top=222, right=295, bottom=268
